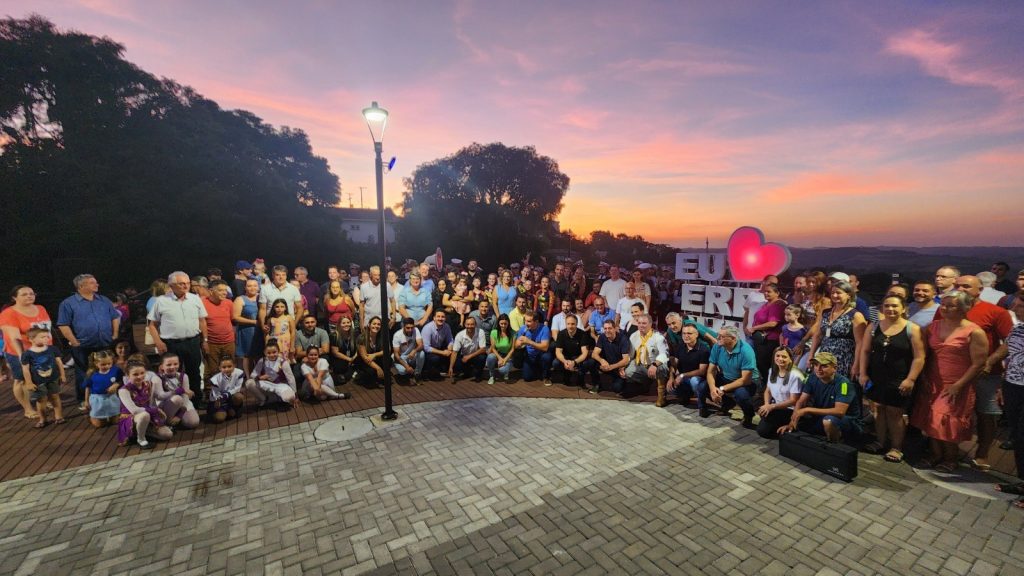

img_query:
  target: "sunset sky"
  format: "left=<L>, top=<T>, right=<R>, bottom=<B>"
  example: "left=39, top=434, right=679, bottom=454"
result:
left=5, top=0, right=1023, bottom=247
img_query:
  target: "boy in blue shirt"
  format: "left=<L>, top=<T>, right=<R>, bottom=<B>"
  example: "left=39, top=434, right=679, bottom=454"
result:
left=21, top=327, right=67, bottom=428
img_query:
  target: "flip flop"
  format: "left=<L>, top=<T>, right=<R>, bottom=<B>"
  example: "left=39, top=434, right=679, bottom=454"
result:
left=995, top=483, right=1024, bottom=496
left=54, top=418, right=66, bottom=425
left=969, top=459, right=991, bottom=471
left=1015, top=498, right=1024, bottom=510
left=33, top=421, right=46, bottom=429
left=883, top=450, right=904, bottom=463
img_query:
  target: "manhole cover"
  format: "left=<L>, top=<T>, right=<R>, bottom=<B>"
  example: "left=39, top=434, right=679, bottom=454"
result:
left=315, top=417, right=374, bottom=442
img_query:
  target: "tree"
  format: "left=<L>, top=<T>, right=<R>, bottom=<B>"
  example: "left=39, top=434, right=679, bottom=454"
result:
left=396, top=142, right=569, bottom=266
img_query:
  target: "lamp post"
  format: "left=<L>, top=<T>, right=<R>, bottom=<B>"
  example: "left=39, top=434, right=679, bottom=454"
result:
left=362, top=101, right=397, bottom=420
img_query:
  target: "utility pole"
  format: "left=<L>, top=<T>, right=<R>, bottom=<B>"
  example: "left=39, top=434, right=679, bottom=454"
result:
left=359, top=187, right=366, bottom=209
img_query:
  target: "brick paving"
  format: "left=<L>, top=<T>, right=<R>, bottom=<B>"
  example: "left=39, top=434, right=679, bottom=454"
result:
left=1, top=397, right=1023, bottom=575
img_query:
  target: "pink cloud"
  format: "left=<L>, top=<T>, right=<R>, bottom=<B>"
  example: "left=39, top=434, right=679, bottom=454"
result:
left=761, top=171, right=915, bottom=201
left=885, top=28, right=1023, bottom=98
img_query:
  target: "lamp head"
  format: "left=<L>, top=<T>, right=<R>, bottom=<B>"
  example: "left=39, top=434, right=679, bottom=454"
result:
left=362, top=101, right=388, bottom=144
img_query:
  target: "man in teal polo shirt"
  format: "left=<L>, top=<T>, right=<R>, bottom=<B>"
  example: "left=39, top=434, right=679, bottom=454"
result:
left=778, top=351, right=863, bottom=443
left=702, top=326, right=760, bottom=427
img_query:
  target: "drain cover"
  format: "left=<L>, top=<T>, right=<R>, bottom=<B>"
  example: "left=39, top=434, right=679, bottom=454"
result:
left=315, top=417, right=374, bottom=442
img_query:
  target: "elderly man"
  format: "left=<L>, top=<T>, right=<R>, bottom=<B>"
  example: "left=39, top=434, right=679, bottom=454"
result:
left=778, top=351, right=863, bottom=443
left=515, top=311, right=552, bottom=383
left=667, top=323, right=711, bottom=410
left=450, top=317, right=487, bottom=382
left=392, top=317, right=425, bottom=384
left=57, top=274, right=121, bottom=406
left=294, top=267, right=321, bottom=312
left=933, top=266, right=960, bottom=301
left=411, top=262, right=435, bottom=294
left=468, top=300, right=496, bottom=345
left=599, top=266, right=628, bottom=312
left=148, top=272, right=208, bottom=403
left=421, top=310, right=455, bottom=379
left=258, top=265, right=304, bottom=328
left=702, top=326, right=760, bottom=425
left=202, top=280, right=236, bottom=383
left=977, top=271, right=1007, bottom=305
left=552, top=315, right=594, bottom=387
left=590, top=319, right=630, bottom=394
left=948, top=275, right=1013, bottom=470
left=624, top=314, right=669, bottom=406
left=586, top=297, right=616, bottom=340
left=615, top=282, right=643, bottom=331
left=359, top=265, right=385, bottom=328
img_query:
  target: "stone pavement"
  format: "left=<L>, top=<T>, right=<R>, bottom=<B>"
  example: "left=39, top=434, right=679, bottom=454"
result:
left=1, top=397, right=1022, bottom=575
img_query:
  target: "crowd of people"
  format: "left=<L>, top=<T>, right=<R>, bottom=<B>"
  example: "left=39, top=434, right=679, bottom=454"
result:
left=1, top=257, right=1022, bottom=509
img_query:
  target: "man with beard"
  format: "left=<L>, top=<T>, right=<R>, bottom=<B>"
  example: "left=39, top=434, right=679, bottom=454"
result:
left=907, top=282, right=938, bottom=328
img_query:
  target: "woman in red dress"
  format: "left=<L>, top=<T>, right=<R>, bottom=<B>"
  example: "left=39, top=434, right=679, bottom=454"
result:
left=910, top=291, right=988, bottom=472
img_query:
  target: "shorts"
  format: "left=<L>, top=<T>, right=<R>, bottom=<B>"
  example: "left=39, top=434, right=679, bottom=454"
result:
left=29, top=379, right=60, bottom=403
left=4, top=353, right=24, bottom=381
left=975, top=374, right=1002, bottom=415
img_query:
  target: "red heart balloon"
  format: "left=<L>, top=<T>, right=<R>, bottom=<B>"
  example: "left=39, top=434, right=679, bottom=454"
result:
left=727, top=226, right=792, bottom=282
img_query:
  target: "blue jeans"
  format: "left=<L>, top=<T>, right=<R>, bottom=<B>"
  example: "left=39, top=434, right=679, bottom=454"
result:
left=424, top=352, right=449, bottom=377
left=522, top=351, right=553, bottom=382
left=393, top=350, right=424, bottom=376
left=671, top=376, right=707, bottom=408
left=699, top=378, right=756, bottom=421
left=486, top=353, right=512, bottom=378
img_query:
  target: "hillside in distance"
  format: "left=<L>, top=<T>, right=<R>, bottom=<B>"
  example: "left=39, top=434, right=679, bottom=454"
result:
left=788, top=246, right=1019, bottom=278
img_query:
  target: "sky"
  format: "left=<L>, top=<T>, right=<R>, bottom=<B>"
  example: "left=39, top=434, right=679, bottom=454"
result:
left=5, top=0, right=1024, bottom=247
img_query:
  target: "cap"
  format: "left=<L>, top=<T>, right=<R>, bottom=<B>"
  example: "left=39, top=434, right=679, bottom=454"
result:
left=510, top=262, right=521, bottom=268
left=235, top=260, right=252, bottom=271
left=829, top=272, right=850, bottom=282
left=451, top=258, right=463, bottom=264
left=350, top=263, right=361, bottom=269
left=812, top=351, right=838, bottom=366
left=638, top=263, right=653, bottom=270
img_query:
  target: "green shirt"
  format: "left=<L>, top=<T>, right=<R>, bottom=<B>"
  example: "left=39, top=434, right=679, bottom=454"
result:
left=490, top=329, right=514, bottom=355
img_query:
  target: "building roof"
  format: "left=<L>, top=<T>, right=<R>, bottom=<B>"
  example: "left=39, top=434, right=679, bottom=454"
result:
left=329, top=207, right=399, bottom=221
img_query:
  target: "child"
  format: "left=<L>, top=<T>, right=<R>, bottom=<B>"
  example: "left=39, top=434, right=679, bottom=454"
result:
left=300, top=346, right=350, bottom=401
left=266, top=299, right=295, bottom=363
left=247, top=341, right=298, bottom=408
left=83, top=350, right=122, bottom=427
left=154, top=352, right=200, bottom=429
left=113, top=340, right=131, bottom=371
left=117, top=357, right=172, bottom=449
left=21, top=327, right=66, bottom=428
left=780, top=304, right=809, bottom=369
left=208, top=356, right=252, bottom=422
left=451, top=279, right=471, bottom=327
left=755, top=346, right=805, bottom=439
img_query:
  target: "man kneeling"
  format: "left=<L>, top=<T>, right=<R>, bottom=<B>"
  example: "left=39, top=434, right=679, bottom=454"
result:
left=624, top=314, right=669, bottom=406
left=778, top=351, right=863, bottom=443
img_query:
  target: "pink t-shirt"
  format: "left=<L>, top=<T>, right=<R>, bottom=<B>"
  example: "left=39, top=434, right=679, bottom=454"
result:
left=752, top=299, right=786, bottom=341
left=0, top=306, right=52, bottom=355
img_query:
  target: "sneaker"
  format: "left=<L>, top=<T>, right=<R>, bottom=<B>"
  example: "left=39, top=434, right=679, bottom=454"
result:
left=487, top=377, right=495, bottom=385
left=138, top=438, right=153, bottom=450
left=589, top=387, right=598, bottom=395
left=338, top=392, right=351, bottom=399
left=503, top=374, right=509, bottom=383
left=78, top=402, right=87, bottom=412
left=543, top=379, right=553, bottom=387
left=699, top=406, right=711, bottom=418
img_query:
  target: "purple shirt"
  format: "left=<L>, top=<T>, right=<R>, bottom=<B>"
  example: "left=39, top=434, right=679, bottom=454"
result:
left=753, top=299, right=786, bottom=340
left=298, top=281, right=322, bottom=312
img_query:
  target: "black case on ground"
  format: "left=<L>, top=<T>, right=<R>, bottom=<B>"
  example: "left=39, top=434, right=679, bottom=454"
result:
left=779, top=431, right=858, bottom=482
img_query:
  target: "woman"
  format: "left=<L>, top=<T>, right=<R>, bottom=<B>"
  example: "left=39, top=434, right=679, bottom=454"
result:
left=995, top=322, right=1024, bottom=508
left=145, top=279, right=169, bottom=315
left=433, top=278, right=458, bottom=331
left=909, top=291, right=987, bottom=472
left=330, top=316, right=358, bottom=383
left=232, top=278, right=260, bottom=376
left=808, top=280, right=867, bottom=378
left=533, top=276, right=557, bottom=324
left=318, top=280, right=354, bottom=333
left=486, top=314, right=516, bottom=384
left=0, top=286, right=53, bottom=419
left=567, top=268, right=588, bottom=303
left=748, top=283, right=787, bottom=385
left=802, top=271, right=829, bottom=327
left=495, top=271, right=517, bottom=316
left=857, top=295, right=926, bottom=463
left=357, top=316, right=387, bottom=388
left=756, top=347, right=804, bottom=439
left=584, top=280, right=603, bottom=309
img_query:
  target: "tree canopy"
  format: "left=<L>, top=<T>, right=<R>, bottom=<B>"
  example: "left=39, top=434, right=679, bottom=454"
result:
left=396, top=142, right=570, bottom=266
left=1, top=16, right=350, bottom=293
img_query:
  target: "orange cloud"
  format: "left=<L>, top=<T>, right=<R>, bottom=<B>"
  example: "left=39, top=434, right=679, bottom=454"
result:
left=761, top=171, right=916, bottom=201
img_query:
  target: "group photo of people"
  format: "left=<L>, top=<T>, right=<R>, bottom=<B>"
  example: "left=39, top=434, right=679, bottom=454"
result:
left=1, top=256, right=1022, bottom=508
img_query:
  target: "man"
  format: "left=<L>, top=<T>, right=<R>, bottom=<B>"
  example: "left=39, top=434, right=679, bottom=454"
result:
left=624, top=314, right=670, bottom=406
left=599, top=266, right=628, bottom=311
left=359, top=265, right=385, bottom=327
left=258, top=265, right=304, bottom=328
left=392, top=317, right=425, bottom=384
left=348, top=263, right=362, bottom=293
left=294, top=314, right=330, bottom=364
left=664, top=311, right=718, bottom=351
left=147, top=272, right=208, bottom=402
left=977, top=271, right=1006, bottom=305
left=595, top=262, right=610, bottom=283
left=515, top=311, right=552, bottom=383
left=552, top=315, right=594, bottom=387
left=549, top=299, right=577, bottom=342
left=590, top=319, right=631, bottom=394
left=320, top=265, right=342, bottom=297
left=465, top=259, right=483, bottom=283
left=933, top=266, right=960, bottom=301
left=667, top=323, right=710, bottom=410
left=468, top=300, right=496, bottom=345
left=294, top=267, right=321, bottom=312
left=202, top=280, right=236, bottom=383
left=450, top=317, right=487, bottom=382
left=412, top=262, right=435, bottom=294
left=421, top=310, right=454, bottom=379
left=847, top=273, right=872, bottom=315
left=586, top=297, right=616, bottom=340
left=778, top=351, right=862, bottom=443
left=947, top=275, right=1013, bottom=469
left=233, top=261, right=253, bottom=299
left=397, top=273, right=432, bottom=328
left=57, top=274, right=120, bottom=406
left=907, top=282, right=938, bottom=328
left=552, top=262, right=570, bottom=301
left=788, top=275, right=807, bottom=305
left=703, top=326, right=760, bottom=426
left=997, top=268, right=1024, bottom=324
left=992, top=261, right=1016, bottom=295
left=509, top=295, right=530, bottom=332
left=207, top=268, right=231, bottom=298
left=614, top=282, right=643, bottom=330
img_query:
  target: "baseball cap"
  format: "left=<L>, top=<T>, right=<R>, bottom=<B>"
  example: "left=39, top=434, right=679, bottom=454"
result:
left=829, top=272, right=850, bottom=282
left=812, top=351, right=838, bottom=366
left=235, top=260, right=252, bottom=271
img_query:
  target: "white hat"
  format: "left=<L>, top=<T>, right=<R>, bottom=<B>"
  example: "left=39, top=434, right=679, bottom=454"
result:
left=638, top=263, right=653, bottom=270
left=451, top=258, right=463, bottom=264
left=829, top=272, right=850, bottom=282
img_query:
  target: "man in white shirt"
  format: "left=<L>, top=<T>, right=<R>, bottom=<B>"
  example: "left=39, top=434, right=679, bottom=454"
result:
left=359, top=265, right=385, bottom=327
left=147, top=271, right=209, bottom=403
left=599, top=266, right=628, bottom=311
left=258, top=265, right=304, bottom=327
left=450, top=317, right=487, bottom=382
left=615, top=282, right=643, bottom=330
left=392, top=318, right=424, bottom=384
left=550, top=298, right=579, bottom=342
left=977, top=271, right=1007, bottom=305
left=625, top=314, right=670, bottom=407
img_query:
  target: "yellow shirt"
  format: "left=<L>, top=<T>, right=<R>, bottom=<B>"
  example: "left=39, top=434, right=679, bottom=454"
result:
left=509, top=308, right=526, bottom=332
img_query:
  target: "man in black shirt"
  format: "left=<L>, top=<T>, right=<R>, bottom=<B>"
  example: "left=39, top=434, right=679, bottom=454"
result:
left=553, top=315, right=594, bottom=386
left=589, top=319, right=631, bottom=394
left=667, top=323, right=711, bottom=412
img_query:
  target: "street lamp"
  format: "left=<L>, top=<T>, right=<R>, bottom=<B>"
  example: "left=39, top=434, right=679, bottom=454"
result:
left=362, top=101, right=397, bottom=421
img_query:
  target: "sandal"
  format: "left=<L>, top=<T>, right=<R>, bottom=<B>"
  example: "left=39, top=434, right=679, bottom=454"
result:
left=934, top=461, right=958, bottom=473
left=1014, top=499, right=1024, bottom=510
left=883, top=449, right=904, bottom=463
left=33, top=420, right=46, bottom=429
left=969, top=459, right=991, bottom=471
left=995, top=483, right=1024, bottom=496
left=54, top=418, right=66, bottom=425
